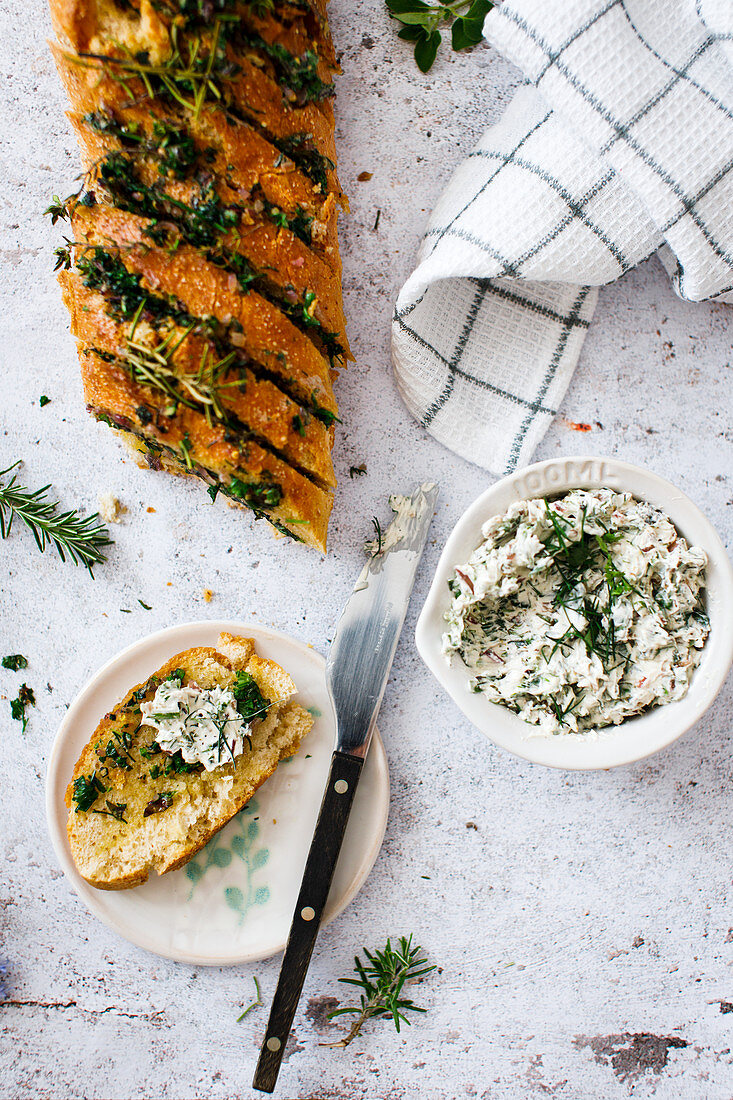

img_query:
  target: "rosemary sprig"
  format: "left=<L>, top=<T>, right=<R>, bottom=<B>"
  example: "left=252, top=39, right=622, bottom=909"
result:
left=386, top=0, right=492, bottom=72
left=0, top=462, right=112, bottom=576
left=325, top=935, right=435, bottom=1048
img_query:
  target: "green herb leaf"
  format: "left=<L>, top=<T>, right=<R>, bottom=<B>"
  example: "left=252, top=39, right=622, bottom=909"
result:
left=539, top=501, right=640, bottom=674
left=386, top=0, right=433, bottom=16
left=232, top=670, right=270, bottom=724
left=453, top=0, right=492, bottom=47
left=451, top=17, right=471, bottom=49
left=72, top=771, right=106, bottom=812
left=10, top=683, right=35, bottom=733
left=180, top=432, right=194, bottom=470
left=385, top=0, right=492, bottom=71
left=53, top=245, right=72, bottom=272
left=96, top=733, right=134, bottom=771
left=236, top=976, right=263, bottom=1022
left=2, top=654, right=28, bottom=671
left=227, top=476, right=282, bottom=511
left=39, top=396, right=51, bottom=408
left=130, top=676, right=158, bottom=705
left=44, top=195, right=69, bottom=225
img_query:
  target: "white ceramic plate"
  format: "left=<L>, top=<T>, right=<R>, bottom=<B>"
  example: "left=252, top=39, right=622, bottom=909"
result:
left=416, top=456, right=733, bottom=770
left=46, top=621, right=390, bottom=965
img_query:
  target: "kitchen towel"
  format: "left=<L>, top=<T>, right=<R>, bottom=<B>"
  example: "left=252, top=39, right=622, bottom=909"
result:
left=392, top=0, right=733, bottom=474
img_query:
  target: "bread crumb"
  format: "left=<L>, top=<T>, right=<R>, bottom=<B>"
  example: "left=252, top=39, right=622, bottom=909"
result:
left=203, top=589, right=214, bottom=602
left=147, top=506, right=156, bottom=513
left=98, top=493, right=127, bottom=523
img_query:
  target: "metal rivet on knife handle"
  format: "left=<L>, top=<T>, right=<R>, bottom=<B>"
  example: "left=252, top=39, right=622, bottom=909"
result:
left=334, top=779, right=348, bottom=793
left=265, top=1037, right=281, bottom=1052
left=301, top=907, right=315, bottom=921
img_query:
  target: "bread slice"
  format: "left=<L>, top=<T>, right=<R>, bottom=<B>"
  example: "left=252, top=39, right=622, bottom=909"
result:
left=65, top=633, right=313, bottom=890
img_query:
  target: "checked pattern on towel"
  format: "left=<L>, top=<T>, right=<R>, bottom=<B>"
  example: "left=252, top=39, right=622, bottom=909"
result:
left=392, top=0, right=733, bottom=475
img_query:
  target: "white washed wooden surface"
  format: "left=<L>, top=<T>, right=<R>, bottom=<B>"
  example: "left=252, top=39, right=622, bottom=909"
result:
left=1, top=2, right=731, bottom=1097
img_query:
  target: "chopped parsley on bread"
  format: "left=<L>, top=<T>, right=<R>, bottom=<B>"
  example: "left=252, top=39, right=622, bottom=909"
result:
left=65, top=632, right=312, bottom=890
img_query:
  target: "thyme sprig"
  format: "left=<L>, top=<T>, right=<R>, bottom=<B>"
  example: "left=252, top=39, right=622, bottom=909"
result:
left=386, top=0, right=492, bottom=72
left=73, top=19, right=232, bottom=120
left=0, top=462, right=112, bottom=576
left=119, top=303, right=239, bottom=426
left=325, top=936, right=435, bottom=1048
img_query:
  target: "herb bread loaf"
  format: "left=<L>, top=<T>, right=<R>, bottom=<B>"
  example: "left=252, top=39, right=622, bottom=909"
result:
left=49, top=0, right=349, bottom=551
left=65, top=632, right=313, bottom=889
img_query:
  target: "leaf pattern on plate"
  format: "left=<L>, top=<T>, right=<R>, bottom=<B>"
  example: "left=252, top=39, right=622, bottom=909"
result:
left=185, top=798, right=270, bottom=920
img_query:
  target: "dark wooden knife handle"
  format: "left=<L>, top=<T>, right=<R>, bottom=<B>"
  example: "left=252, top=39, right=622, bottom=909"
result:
left=253, top=750, right=365, bottom=1094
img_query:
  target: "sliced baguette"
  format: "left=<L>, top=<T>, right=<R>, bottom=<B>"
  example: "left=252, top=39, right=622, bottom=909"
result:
left=65, top=632, right=313, bottom=890
left=49, top=0, right=348, bottom=550
left=71, top=204, right=338, bottom=414
left=62, top=273, right=337, bottom=491
left=75, top=346, right=334, bottom=551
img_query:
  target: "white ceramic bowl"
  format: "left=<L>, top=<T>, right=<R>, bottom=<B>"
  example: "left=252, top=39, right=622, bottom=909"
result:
left=416, top=456, right=733, bottom=770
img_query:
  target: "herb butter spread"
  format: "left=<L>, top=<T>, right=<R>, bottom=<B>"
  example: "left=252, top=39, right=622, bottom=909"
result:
left=141, top=679, right=252, bottom=771
left=442, top=489, right=710, bottom=735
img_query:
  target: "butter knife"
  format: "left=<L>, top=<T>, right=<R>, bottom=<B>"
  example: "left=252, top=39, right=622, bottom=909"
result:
left=253, top=482, right=438, bottom=1094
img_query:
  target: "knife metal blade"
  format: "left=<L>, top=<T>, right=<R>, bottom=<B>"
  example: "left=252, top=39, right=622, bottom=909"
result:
left=253, top=482, right=438, bottom=1094
left=328, top=481, right=440, bottom=758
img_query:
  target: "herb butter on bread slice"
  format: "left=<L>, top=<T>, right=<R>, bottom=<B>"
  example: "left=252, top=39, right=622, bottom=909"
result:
left=65, top=632, right=312, bottom=890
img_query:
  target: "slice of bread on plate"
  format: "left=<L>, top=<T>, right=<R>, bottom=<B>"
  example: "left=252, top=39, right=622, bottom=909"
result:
left=65, top=632, right=312, bottom=890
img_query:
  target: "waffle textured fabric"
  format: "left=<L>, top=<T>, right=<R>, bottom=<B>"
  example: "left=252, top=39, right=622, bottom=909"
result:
left=392, top=0, right=733, bottom=474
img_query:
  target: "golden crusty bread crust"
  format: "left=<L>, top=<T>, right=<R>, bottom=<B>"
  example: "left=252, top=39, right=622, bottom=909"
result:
left=49, top=44, right=345, bottom=259
left=65, top=633, right=313, bottom=890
